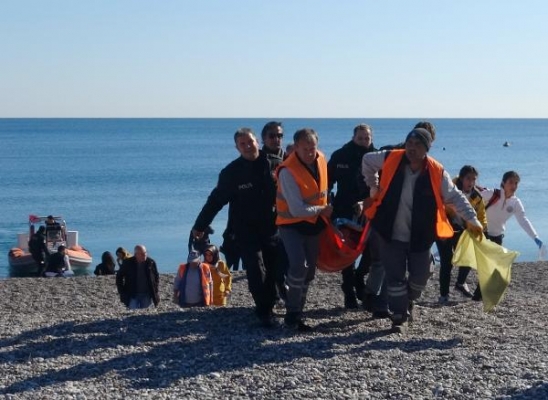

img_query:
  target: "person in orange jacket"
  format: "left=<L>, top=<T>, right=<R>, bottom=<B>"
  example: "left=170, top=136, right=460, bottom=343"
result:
left=173, top=250, right=213, bottom=307
left=362, top=128, right=483, bottom=333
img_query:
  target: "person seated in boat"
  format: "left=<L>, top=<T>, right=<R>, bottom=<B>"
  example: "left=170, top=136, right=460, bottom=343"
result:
left=173, top=250, right=213, bottom=307
left=45, top=215, right=64, bottom=243
left=28, top=226, right=50, bottom=275
left=44, top=245, right=72, bottom=277
left=115, top=247, right=132, bottom=268
left=94, top=251, right=116, bottom=276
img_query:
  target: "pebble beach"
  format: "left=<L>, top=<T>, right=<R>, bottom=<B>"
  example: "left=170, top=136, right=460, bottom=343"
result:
left=1, top=262, right=547, bottom=399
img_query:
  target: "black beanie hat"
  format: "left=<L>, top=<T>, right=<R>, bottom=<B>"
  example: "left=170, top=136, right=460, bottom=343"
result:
left=405, top=128, right=432, bottom=151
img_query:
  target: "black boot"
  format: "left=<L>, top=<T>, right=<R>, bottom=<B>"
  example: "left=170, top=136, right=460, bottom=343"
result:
left=472, top=286, right=482, bottom=301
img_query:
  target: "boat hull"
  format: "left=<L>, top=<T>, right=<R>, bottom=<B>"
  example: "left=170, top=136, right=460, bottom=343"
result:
left=8, top=248, right=93, bottom=273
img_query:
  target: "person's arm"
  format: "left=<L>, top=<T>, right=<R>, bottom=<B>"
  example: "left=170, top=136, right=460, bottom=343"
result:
left=64, top=255, right=72, bottom=271
left=193, top=168, right=234, bottom=234
left=207, top=267, right=214, bottom=304
left=513, top=198, right=539, bottom=240
left=361, top=151, right=386, bottom=195
left=116, top=262, right=126, bottom=295
left=278, top=168, right=325, bottom=218
left=173, top=266, right=182, bottom=303
left=151, top=260, right=160, bottom=305
left=218, top=260, right=232, bottom=293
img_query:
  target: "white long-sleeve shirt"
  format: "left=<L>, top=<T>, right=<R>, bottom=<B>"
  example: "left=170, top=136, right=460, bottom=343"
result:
left=362, top=150, right=481, bottom=242
left=481, top=189, right=538, bottom=238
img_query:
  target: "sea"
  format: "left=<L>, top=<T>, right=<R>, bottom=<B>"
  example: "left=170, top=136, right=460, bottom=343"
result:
left=1, top=118, right=546, bottom=279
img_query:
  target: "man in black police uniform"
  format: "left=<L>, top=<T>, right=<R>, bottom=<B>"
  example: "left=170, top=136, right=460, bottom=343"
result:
left=192, top=128, right=282, bottom=328
left=328, top=123, right=376, bottom=309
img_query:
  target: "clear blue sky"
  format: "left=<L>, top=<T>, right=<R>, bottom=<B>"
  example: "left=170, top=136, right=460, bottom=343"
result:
left=1, top=1, right=547, bottom=118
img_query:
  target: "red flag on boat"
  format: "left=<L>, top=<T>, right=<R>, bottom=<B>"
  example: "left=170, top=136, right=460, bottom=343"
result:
left=29, top=214, right=41, bottom=223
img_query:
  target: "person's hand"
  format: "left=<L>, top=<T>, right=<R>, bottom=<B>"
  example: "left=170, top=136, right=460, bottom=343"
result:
left=320, top=204, right=333, bottom=218
left=466, top=221, right=484, bottom=242
left=534, top=237, right=543, bottom=249
left=369, top=186, right=379, bottom=198
left=192, top=229, right=204, bottom=240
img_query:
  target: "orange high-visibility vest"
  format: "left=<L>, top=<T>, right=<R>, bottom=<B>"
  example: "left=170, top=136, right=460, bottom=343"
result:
left=365, top=150, right=453, bottom=239
left=276, top=152, right=328, bottom=226
left=175, top=263, right=213, bottom=306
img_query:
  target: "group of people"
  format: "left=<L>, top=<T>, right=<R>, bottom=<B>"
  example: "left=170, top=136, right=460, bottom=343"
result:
left=113, top=120, right=543, bottom=335
left=113, top=244, right=233, bottom=310
left=28, top=215, right=73, bottom=277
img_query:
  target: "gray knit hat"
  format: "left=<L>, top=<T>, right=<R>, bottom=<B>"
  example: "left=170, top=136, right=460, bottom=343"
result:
left=405, top=128, right=432, bottom=151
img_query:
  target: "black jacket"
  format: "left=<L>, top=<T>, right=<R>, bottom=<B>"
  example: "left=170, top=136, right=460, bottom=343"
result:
left=193, top=151, right=278, bottom=243
left=262, top=146, right=286, bottom=173
left=116, top=256, right=160, bottom=306
left=328, top=141, right=376, bottom=219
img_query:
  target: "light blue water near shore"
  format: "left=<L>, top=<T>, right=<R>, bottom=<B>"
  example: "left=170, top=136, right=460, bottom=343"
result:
left=1, top=118, right=546, bottom=279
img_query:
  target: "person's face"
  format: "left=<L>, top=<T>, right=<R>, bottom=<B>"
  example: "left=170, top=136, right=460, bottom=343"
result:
left=502, top=177, right=519, bottom=197
left=352, top=128, right=372, bottom=148
left=461, top=173, right=477, bottom=193
left=135, top=246, right=147, bottom=263
left=263, top=126, right=283, bottom=152
left=235, top=133, right=260, bottom=161
left=204, top=251, right=214, bottom=263
left=405, top=137, right=428, bottom=164
left=116, top=251, right=123, bottom=260
left=294, top=137, right=318, bottom=166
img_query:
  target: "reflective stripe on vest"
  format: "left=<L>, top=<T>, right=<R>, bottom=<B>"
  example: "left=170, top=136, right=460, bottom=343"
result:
left=276, top=151, right=328, bottom=225
left=365, top=150, right=453, bottom=239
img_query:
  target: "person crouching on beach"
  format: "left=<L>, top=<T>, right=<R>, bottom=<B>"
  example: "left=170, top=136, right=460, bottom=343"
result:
left=94, top=251, right=116, bottom=276
left=173, top=250, right=213, bottom=307
left=116, top=244, right=160, bottom=309
left=45, top=245, right=72, bottom=277
left=203, top=245, right=232, bottom=306
left=362, top=128, right=483, bottom=334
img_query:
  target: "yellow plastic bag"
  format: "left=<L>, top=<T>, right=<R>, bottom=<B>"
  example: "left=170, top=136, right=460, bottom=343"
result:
left=452, top=231, right=519, bottom=312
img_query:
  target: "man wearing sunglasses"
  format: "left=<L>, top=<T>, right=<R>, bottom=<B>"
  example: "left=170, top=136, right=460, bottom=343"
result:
left=261, top=121, right=286, bottom=170
left=261, top=121, right=289, bottom=305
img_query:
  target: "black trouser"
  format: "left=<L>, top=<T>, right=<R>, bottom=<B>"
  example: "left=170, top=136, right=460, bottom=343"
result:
left=238, top=234, right=281, bottom=318
left=31, top=252, right=46, bottom=276
left=276, top=242, right=289, bottom=301
left=221, top=233, right=243, bottom=271
left=436, top=231, right=468, bottom=297
left=341, top=245, right=371, bottom=299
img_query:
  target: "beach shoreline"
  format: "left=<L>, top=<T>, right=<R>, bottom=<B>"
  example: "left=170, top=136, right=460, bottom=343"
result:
left=1, top=262, right=547, bottom=399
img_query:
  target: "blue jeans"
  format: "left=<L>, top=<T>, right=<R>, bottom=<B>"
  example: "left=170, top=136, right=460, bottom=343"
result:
left=128, top=294, right=152, bottom=309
